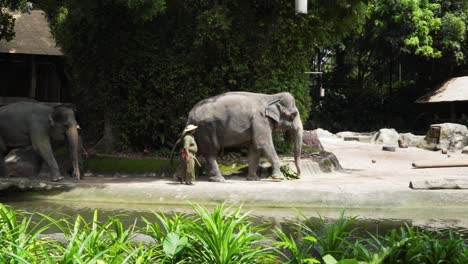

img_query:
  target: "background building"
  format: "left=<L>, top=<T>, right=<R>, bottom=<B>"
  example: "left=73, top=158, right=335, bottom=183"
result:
left=0, top=9, right=70, bottom=106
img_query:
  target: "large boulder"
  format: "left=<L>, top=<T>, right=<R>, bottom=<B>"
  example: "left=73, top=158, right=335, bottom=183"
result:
left=398, top=133, right=425, bottom=148
left=420, top=123, right=468, bottom=151
left=313, top=128, right=336, bottom=139
left=371, top=128, right=399, bottom=146
left=302, top=131, right=324, bottom=150
left=4, top=143, right=81, bottom=179
left=5, top=147, right=41, bottom=178
left=336, top=131, right=359, bottom=138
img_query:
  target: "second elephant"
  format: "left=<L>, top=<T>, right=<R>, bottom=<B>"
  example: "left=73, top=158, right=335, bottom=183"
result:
left=186, top=91, right=303, bottom=182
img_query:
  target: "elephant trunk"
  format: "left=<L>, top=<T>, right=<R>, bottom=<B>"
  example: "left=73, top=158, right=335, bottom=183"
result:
left=292, top=115, right=303, bottom=176
left=66, top=125, right=81, bottom=180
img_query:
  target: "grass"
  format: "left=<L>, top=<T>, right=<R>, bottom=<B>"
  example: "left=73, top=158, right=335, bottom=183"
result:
left=84, top=157, right=178, bottom=175
left=0, top=203, right=466, bottom=263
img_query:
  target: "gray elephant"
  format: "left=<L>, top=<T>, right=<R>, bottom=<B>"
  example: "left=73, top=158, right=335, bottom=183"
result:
left=186, top=91, right=303, bottom=182
left=0, top=102, right=81, bottom=181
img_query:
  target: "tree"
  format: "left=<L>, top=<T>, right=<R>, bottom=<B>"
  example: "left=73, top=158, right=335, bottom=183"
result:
left=311, top=0, right=468, bottom=132
left=42, top=0, right=368, bottom=151
left=0, top=0, right=29, bottom=41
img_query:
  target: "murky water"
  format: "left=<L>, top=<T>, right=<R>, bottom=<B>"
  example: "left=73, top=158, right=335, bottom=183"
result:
left=1, top=196, right=467, bottom=236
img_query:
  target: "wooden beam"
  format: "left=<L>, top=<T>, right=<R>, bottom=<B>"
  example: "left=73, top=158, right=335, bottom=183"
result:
left=29, top=55, right=36, bottom=99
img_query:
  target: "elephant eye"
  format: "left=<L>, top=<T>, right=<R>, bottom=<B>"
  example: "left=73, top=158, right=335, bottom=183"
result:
left=289, top=111, right=297, bottom=121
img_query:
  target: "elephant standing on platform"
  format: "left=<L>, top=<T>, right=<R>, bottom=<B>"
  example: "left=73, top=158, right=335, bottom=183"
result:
left=0, top=102, right=81, bottom=181
left=186, top=92, right=303, bottom=182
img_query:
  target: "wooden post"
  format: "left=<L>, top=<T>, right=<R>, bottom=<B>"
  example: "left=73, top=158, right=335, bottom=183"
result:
left=29, top=55, right=36, bottom=99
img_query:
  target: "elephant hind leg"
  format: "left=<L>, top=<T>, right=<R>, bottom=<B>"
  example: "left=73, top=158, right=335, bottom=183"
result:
left=246, top=145, right=260, bottom=181
left=205, top=154, right=225, bottom=182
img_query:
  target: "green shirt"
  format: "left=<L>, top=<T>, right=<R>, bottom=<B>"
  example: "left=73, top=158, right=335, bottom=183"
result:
left=183, top=134, right=198, bottom=154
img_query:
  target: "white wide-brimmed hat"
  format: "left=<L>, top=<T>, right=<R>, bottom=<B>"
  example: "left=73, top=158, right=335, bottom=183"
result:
left=183, top=124, right=198, bottom=133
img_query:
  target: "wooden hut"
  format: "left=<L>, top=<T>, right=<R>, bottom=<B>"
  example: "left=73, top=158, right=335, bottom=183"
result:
left=415, top=76, right=468, bottom=123
left=0, top=9, right=70, bottom=106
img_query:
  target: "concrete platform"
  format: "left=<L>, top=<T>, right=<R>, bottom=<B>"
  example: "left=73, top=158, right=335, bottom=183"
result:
left=2, top=137, right=468, bottom=226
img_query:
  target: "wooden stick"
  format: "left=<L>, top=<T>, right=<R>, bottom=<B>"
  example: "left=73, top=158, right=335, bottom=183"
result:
left=412, top=160, right=468, bottom=168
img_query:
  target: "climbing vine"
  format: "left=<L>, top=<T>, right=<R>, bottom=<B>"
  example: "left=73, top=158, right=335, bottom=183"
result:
left=42, top=0, right=367, bottom=151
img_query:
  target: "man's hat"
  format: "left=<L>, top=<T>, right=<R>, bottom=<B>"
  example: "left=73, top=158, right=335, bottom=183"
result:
left=183, top=124, right=198, bottom=133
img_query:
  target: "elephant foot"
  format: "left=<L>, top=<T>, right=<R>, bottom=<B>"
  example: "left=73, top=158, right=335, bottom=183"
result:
left=271, top=172, right=285, bottom=180
left=51, top=175, right=64, bottom=182
left=246, top=175, right=260, bottom=181
left=209, top=175, right=226, bottom=182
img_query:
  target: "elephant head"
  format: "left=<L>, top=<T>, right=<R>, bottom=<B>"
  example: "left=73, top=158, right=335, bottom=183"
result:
left=49, top=106, right=81, bottom=180
left=265, top=92, right=303, bottom=175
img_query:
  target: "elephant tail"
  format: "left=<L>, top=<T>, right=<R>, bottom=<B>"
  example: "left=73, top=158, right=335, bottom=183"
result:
left=170, top=135, right=184, bottom=165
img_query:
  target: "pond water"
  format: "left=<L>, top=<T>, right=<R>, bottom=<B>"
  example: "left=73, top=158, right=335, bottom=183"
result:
left=1, top=196, right=467, bottom=237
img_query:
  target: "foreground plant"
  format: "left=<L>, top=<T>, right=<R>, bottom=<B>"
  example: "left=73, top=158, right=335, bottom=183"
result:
left=44, top=210, right=149, bottom=263
left=0, top=203, right=466, bottom=263
left=273, top=227, right=320, bottom=263
left=143, top=211, right=190, bottom=263
left=189, top=203, right=272, bottom=264
left=0, top=204, right=54, bottom=263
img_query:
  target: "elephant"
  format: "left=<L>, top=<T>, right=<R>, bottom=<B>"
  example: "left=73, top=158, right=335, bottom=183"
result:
left=185, top=91, right=303, bottom=182
left=0, top=102, right=81, bottom=181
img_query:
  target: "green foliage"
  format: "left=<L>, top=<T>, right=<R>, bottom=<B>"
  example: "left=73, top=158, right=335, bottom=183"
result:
left=84, top=157, right=177, bottom=175
left=0, top=204, right=54, bottom=263
left=0, top=203, right=467, bottom=263
left=162, top=232, right=188, bottom=261
left=41, top=0, right=367, bottom=151
left=312, top=0, right=468, bottom=133
left=280, top=164, right=300, bottom=180
left=322, top=254, right=360, bottom=264
left=188, top=203, right=272, bottom=264
left=274, top=227, right=320, bottom=263
left=0, top=0, right=29, bottom=41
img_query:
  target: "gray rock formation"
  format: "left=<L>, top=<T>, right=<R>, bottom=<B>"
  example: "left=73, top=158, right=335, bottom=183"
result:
left=398, top=133, right=425, bottom=148
left=371, top=128, right=399, bottom=146
left=302, top=131, right=324, bottom=150
left=5, top=147, right=41, bottom=178
left=313, top=128, right=336, bottom=138
left=420, top=123, right=468, bottom=151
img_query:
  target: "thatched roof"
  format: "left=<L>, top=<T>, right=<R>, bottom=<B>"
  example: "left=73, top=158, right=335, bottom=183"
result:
left=0, top=10, right=62, bottom=56
left=416, top=76, right=468, bottom=103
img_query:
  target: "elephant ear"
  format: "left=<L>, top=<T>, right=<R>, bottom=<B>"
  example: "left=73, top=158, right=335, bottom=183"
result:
left=265, top=100, right=281, bottom=123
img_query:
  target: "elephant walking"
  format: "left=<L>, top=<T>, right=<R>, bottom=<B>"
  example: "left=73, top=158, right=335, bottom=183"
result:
left=0, top=102, right=81, bottom=181
left=186, top=92, right=303, bottom=182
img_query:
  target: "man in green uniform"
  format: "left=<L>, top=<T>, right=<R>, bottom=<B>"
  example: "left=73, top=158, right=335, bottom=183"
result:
left=180, top=124, right=198, bottom=185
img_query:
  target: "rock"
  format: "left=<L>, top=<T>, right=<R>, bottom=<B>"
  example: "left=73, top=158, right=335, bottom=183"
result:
left=382, top=146, right=396, bottom=152
left=335, top=131, right=375, bottom=143
left=441, top=149, right=448, bottom=154
left=336, top=131, right=359, bottom=138
left=371, top=128, right=399, bottom=146
left=398, top=133, right=424, bottom=148
left=372, top=159, right=376, bottom=163
left=313, top=128, right=336, bottom=138
left=4, top=147, right=41, bottom=178
left=302, top=131, right=324, bottom=150
left=398, top=139, right=408, bottom=148
left=420, top=123, right=468, bottom=151
left=462, top=146, right=468, bottom=154
left=301, top=150, right=342, bottom=173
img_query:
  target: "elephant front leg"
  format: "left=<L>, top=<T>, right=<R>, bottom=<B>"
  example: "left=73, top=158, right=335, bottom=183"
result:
left=247, top=145, right=260, bottom=181
left=205, top=154, right=225, bottom=182
left=261, top=137, right=284, bottom=180
left=32, top=136, right=63, bottom=182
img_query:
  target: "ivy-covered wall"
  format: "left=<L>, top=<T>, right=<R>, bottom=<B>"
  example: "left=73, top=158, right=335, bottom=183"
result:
left=43, top=0, right=366, bottom=151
